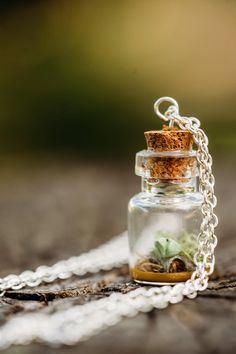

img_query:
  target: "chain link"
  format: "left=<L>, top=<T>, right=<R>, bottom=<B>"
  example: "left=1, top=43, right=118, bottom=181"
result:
left=0, top=98, right=218, bottom=348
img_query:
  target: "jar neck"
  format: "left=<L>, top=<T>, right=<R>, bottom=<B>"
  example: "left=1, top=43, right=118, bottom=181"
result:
left=141, top=178, right=198, bottom=196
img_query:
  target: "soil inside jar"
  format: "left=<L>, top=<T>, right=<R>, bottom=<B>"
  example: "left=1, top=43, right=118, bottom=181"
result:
left=130, top=268, right=192, bottom=283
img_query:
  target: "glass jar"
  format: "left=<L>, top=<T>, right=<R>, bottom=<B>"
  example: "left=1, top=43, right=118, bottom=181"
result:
left=128, top=149, right=203, bottom=285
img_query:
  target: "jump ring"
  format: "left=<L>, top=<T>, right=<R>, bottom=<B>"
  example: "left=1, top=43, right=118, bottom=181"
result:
left=154, top=97, right=179, bottom=121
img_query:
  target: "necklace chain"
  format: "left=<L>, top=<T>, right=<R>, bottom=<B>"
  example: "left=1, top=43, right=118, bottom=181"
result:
left=0, top=98, right=218, bottom=348
left=0, top=233, right=128, bottom=296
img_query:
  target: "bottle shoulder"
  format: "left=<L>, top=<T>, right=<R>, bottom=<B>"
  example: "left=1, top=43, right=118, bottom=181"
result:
left=128, top=191, right=203, bottom=209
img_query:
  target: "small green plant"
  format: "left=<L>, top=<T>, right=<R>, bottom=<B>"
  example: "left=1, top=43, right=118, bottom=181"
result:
left=152, top=230, right=197, bottom=262
left=153, top=236, right=182, bottom=259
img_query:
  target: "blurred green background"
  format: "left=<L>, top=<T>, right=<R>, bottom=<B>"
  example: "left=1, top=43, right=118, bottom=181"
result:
left=0, top=0, right=235, bottom=158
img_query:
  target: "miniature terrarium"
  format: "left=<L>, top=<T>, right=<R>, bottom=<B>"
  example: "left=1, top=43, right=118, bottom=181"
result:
left=128, top=126, right=203, bottom=284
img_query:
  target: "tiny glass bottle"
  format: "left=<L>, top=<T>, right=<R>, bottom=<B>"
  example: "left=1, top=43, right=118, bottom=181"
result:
left=128, top=126, right=203, bottom=285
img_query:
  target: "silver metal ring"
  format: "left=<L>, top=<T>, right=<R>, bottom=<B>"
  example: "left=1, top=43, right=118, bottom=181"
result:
left=154, top=96, right=179, bottom=121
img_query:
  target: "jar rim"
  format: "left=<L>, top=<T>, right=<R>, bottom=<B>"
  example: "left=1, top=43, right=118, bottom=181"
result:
left=137, top=149, right=197, bottom=158
left=135, top=149, right=198, bottom=179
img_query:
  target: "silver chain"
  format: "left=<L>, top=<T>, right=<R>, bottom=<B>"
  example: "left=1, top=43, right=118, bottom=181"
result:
left=0, top=233, right=128, bottom=296
left=154, top=97, right=218, bottom=292
left=0, top=97, right=218, bottom=349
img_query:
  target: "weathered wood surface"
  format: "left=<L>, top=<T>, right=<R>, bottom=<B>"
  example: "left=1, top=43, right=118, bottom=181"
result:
left=0, top=156, right=235, bottom=354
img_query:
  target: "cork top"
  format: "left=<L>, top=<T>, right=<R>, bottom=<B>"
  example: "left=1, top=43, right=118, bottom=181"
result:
left=135, top=125, right=197, bottom=180
left=144, top=125, right=193, bottom=152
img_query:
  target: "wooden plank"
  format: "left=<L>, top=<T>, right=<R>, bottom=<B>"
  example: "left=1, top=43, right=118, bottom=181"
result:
left=0, top=158, right=234, bottom=353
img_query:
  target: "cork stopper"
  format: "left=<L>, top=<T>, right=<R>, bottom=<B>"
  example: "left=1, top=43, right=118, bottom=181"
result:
left=139, top=125, right=196, bottom=180
left=144, top=125, right=193, bottom=152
